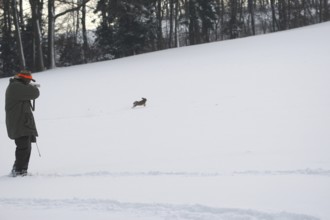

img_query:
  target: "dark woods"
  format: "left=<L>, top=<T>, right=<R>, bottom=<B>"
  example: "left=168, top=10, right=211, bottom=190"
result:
left=0, top=0, right=329, bottom=77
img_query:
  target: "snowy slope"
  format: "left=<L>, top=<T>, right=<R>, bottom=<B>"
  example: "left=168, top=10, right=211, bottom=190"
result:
left=1, top=22, right=330, bottom=220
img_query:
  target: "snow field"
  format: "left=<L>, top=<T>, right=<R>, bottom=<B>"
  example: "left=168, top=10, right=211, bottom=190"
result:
left=1, top=22, right=330, bottom=219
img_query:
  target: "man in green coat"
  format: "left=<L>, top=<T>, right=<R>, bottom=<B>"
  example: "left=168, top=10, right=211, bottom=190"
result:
left=5, top=70, right=40, bottom=177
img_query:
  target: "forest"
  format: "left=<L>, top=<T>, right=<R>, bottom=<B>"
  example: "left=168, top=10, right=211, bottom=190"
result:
left=0, top=0, right=329, bottom=77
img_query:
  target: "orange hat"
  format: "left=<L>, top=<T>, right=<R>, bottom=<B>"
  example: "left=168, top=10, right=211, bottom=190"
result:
left=16, top=70, right=35, bottom=82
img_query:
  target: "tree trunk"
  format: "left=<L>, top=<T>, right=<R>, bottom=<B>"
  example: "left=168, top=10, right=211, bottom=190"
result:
left=82, top=0, right=89, bottom=63
left=278, top=0, right=288, bottom=30
left=48, top=0, right=56, bottom=69
left=270, top=0, right=278, bottom=32
left=12, top=0, right=26, bottom=69
left=48, top=0, right=91, bottom=68
left=2, top=0, right=14, bottom=76
left=219, top=0, right=225, bottom=40
left=189, top=0, right=201, bottom=45
left=248, top=0, right=255, bottom=35
left=229, top=0, right=238, bottom=39
left=169, top=0, right=174, bottom=48
left=29, top=0, right=45, bottom=72
left=174, top=0, right=179, bottom=47
left=323, top=0, right=329, bottom=21
left=156, top=0, right=163, bottom=49
left=19, top=0, right=24, bottom=24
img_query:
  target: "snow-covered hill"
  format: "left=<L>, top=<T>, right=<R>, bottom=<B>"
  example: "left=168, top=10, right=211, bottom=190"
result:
left=1, top=22, right=330, bottom=220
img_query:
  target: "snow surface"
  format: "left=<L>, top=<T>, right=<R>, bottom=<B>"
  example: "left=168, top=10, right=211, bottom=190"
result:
left=1, top=22, right=330, bottom=220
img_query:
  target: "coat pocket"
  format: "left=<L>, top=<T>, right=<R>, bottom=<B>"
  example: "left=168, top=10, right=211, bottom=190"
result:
left=24, top=112, right=36, bottom=129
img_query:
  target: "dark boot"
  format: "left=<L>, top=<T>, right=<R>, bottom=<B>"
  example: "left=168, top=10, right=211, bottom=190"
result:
left=11, top=167, right=28, bottom=177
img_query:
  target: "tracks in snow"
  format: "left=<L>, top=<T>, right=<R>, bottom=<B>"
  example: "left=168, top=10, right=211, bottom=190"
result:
left=0, top=198, right=320, bottom=220
left=0, top=169, right=328, bottom=220
left=15, top=168, right=330, bottom=178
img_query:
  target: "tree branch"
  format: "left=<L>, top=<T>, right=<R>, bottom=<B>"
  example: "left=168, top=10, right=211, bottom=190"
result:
left=55, top=0, right=90, bottom=19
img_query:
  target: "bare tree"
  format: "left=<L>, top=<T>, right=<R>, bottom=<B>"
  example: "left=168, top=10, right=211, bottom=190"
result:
left=168, top=0, right=174, bottom=48
left=29, top=0, right=45, bottom=72
left=2, top=0, right=15, bottom=75
left=47, top=0, right=91, bottom=69
left=188, top=0, right=201, bottom=44
left=270, top=0, right=278, bottom=31
left=321, top=0, right=329, bottom=21
left=248, top=0, right=255, bottom=35
left=229, top=0, right=239, bottom=39
left=48, top=0, right=56, bottom=69
left=81, top=0, right=89, bottom=63
left=12, top=0, right=25, bottom=69
left=156, top=0, right=163, bottom=49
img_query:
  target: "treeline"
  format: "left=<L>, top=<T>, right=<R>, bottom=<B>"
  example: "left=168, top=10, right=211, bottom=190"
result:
left=0, top=0, right=329, bottom=77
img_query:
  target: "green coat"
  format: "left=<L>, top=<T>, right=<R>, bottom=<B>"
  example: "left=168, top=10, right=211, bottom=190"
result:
left=5, top=78, right=40, bottom=140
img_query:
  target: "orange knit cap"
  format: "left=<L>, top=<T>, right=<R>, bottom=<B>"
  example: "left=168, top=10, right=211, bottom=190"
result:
left=16, top=70, right=35, bottom=82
